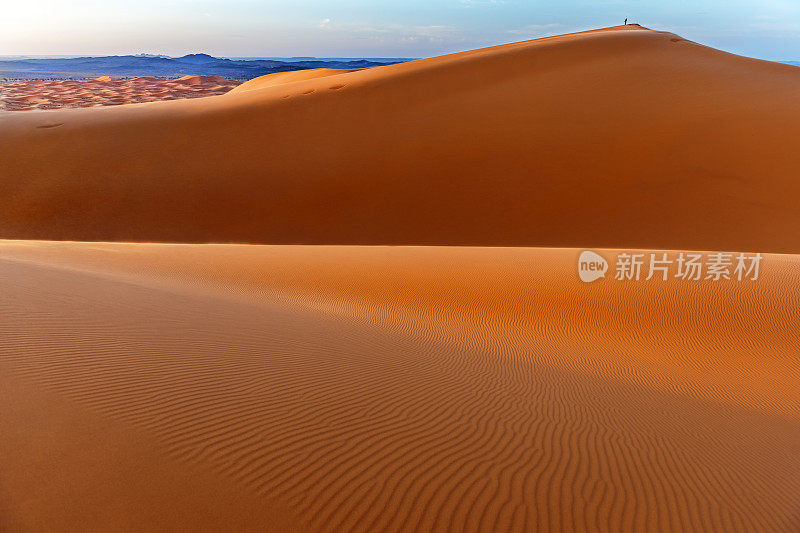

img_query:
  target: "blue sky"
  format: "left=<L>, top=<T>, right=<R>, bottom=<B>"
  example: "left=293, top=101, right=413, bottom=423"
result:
left=2, top=0, right=799, bottom=60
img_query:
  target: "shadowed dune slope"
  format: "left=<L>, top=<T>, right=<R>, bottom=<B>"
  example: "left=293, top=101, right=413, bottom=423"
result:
left=0, top=242, right=798, bottom=532
left=1, top=25, right=800, bottom=251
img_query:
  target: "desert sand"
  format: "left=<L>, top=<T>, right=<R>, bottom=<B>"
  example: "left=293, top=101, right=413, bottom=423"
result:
left=0, top=242, right=798, bottom=532
left=0, top=75, right=240, bottom=111
left=0, top=24, right=799, bottom=533
left=1, top=25, right=800, bottom=251
left=229, top=68, right=356, bottom=93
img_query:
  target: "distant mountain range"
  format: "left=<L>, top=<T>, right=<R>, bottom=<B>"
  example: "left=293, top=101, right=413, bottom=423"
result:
left=0, top=53, right=413, bottom=80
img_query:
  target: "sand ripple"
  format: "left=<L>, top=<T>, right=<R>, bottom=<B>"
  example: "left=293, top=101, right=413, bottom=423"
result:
left=1, top=242, right=797, bottom=532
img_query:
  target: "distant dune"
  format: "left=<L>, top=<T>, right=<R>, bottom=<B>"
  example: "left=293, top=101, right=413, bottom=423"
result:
left=229, top=68, right=357, bottom=93
left=0, top=75, right=241, bottom=111
left=0, top=25, right=799, bottom=251
left=1, top=25, right=799, bottom=533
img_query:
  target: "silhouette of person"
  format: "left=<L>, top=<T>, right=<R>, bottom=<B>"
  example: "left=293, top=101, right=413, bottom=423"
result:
left=624, top=18, right=628, bottom=25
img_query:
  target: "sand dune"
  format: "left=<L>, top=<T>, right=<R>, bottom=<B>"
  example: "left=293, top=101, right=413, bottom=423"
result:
left=2, top=24, right=799, bottom=532
left=229, top=69, right=357, bottom=93
left=0, top=25, right=799, bottom=251
left=0, top=75, right=241, bottom=111
left=0, top=241, right=798, bottom=532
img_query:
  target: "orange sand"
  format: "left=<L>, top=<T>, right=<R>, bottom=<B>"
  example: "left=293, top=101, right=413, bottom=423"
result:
left=0, top=241, right=798, bottom=532
left=0, top=75, right=240, bottom=111
left=229, top=68, right=356, bottom=93
left=1, top=25, right=799, bottom=532
left=1, top=26, right=800, bottom=251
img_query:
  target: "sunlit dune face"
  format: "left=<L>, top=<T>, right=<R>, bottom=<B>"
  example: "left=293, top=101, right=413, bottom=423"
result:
left=1, top=241, right=799, bottom=532
left=0, top=75, right=242, bottom=111
left=228, top=68, right=356, bottom=93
